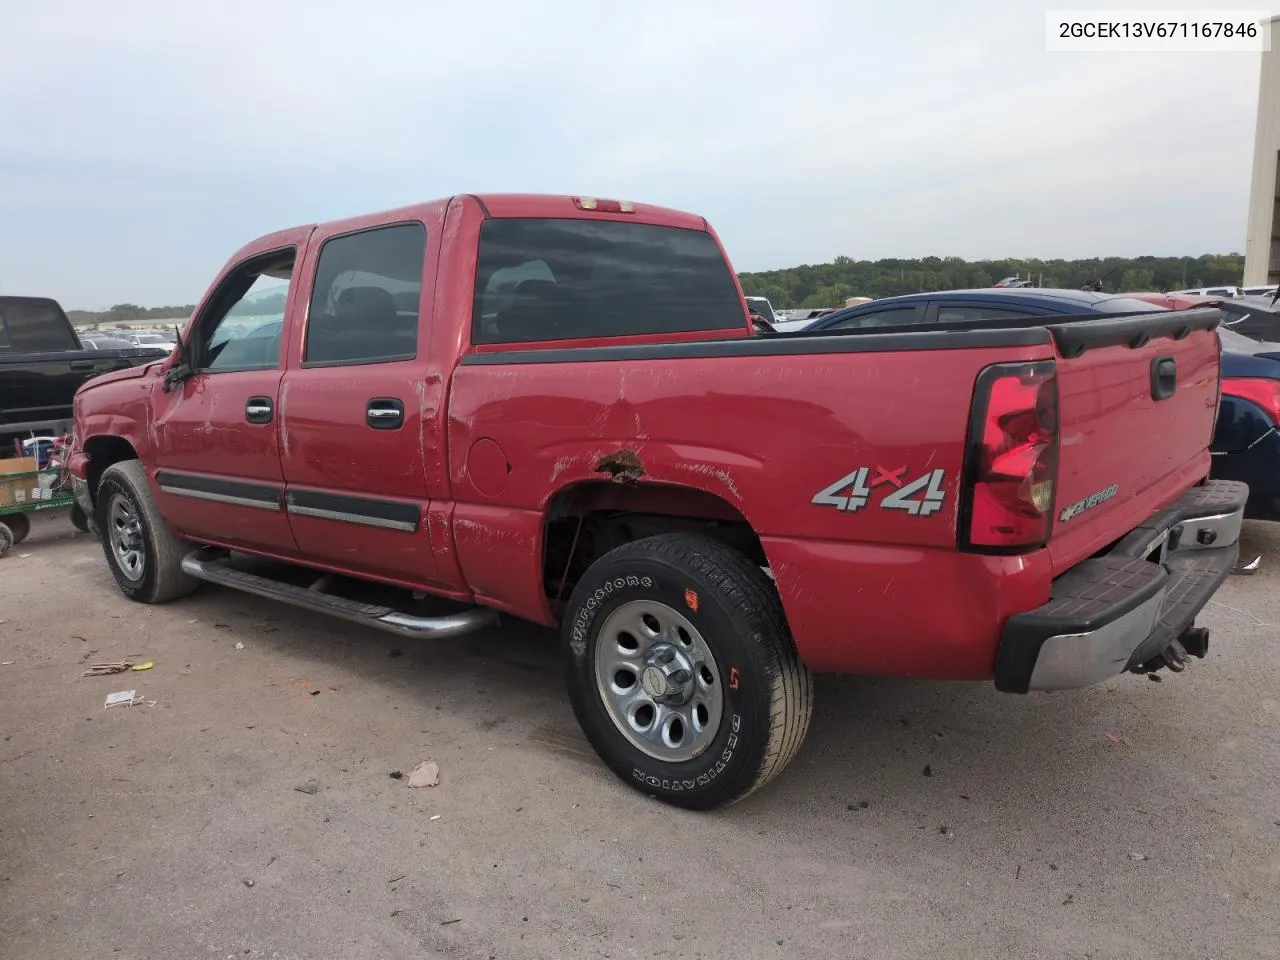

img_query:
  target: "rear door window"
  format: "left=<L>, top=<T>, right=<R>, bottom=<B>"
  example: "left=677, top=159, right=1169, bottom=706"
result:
left=304, top=223, right=426, bottom=366
left=935, top=305, right=1043, bottom=324
left=472, top=219, right=744, bottom=344
left=824, top=305, right=925, bottom=330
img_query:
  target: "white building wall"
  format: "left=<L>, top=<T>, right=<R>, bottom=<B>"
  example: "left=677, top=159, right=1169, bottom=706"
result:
left=1244, top=15, right=1280, bottom=286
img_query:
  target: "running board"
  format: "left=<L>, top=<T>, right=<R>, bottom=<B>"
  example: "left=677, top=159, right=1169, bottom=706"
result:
left=179, top=550, right=499, bottom=639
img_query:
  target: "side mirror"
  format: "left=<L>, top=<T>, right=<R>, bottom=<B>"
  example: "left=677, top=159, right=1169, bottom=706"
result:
left=163, top=325, right=195, bottom=392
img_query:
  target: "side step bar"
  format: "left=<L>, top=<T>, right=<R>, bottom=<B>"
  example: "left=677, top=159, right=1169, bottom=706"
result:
left=179, top=550, right=499, bottom=639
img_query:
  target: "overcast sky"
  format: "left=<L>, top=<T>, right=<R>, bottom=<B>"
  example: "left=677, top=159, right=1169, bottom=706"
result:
left=0, top=0, right=1268, bottom=308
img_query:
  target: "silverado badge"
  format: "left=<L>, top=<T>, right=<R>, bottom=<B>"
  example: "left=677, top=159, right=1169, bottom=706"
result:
left=1059, top=483, right=1119, bottom=522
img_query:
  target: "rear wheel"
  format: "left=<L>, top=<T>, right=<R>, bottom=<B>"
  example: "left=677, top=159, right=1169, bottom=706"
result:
left=0, top=522, right=13, bottom=559
left=96, top=460, right=199, bottom=603
left=562, top=533, right=813, bottom=809
left=4, top=512, right=30, bottom=544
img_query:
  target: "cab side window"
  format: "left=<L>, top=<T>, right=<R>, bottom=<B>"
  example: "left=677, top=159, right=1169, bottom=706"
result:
left=196, top=249, right=294, bottom=373
left=303, top=223, right=426, bottom=366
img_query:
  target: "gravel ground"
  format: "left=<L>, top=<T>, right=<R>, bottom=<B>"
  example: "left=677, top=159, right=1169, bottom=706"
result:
left=1, top=510, right=1278, bottom=960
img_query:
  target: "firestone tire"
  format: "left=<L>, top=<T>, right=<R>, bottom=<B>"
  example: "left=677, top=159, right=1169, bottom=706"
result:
left=96, top=460, right=199, bottom=604
left=562, top=533, right=813, bottom=810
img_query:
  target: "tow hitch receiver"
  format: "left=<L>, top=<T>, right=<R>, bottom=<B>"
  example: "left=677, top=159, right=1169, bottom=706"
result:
left=1131, top=625, right=1210, bottom=676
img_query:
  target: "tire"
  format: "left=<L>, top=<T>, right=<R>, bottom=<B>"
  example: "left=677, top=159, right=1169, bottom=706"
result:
left=69, top=502, right=91, bottom=534
left=5, top=512, right=30, bottom=544
left=562, top=533, right=813, bottom=810
left=0, top=523, right=12, bottom=559
left=96, top=460, right=199, bottom=603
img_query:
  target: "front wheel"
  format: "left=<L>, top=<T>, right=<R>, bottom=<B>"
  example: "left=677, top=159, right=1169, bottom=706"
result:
left=562, top=533, right=813, bottom=809
left=96, top=460, right=199, bottom=604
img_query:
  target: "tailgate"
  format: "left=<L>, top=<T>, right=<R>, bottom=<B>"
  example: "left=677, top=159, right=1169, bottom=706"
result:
left=1046, top=308, right=1222, bottom=572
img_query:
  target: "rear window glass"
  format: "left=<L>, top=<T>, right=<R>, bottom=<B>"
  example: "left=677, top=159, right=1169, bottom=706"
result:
left=472, top=219, right=744, bottom=344
left=0, top=298, right=79, bottom=352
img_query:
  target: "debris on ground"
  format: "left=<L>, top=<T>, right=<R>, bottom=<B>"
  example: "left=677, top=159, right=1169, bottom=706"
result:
left=389, top=770, right=404, bottom=780
left=294, top=781, right=318, bottom=795
left=234, top=642, right=245, bottom=651
left=1104, top=732, right=1126, bottom=744
left=387, top=874, right=406, bottom=884
left=407, top=760, right=440, bottom=788
left=922, top=765, right=933, bottom=777
left=104, top=690, right=144, bottom=708
left=1127, top=852, right=1148, bottom=861
left=430, top=815, right=441, bottom=821
left=389, top=648, right=403, bottom=658
left=130, top=661, right=154, bottom=672
left=83, top=661, right=133, bottom=677
left=243, top=878, right=254, bottom=888
left=440, top=918, right=462, bottom=925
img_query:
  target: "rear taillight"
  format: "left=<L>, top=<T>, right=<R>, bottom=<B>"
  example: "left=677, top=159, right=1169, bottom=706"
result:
left=960, top=361, right=1060, bottom=553
left=1220, top=378, right=1280, bottom=427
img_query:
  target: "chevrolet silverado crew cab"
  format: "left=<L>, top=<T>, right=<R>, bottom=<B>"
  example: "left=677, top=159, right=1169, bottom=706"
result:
left=69, top=194, right=1245, bottom=809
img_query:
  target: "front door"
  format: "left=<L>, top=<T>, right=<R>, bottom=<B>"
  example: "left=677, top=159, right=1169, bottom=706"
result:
left=150, top=236, right=309, bottom=555
left=278, top=219, right=442, bottom=585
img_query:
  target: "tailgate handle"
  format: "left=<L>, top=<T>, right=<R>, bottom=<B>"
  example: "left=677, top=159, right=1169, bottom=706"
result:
left=1151, top=357, right=1177, bottom=401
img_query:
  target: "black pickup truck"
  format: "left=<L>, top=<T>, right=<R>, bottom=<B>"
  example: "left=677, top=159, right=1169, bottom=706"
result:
left=0, top=296, right=166, bottom=450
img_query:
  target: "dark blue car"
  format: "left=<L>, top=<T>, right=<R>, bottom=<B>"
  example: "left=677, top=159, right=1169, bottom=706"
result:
left=804, top=288, right=1280, bottom=520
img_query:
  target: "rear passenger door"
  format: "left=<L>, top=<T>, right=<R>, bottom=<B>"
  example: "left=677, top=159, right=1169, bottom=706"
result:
left=277, top=220, right=443, bottom=585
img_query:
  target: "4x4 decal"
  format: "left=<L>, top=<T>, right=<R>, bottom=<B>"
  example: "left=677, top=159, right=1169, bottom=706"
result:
left=812, top=466, right=947, bottom=516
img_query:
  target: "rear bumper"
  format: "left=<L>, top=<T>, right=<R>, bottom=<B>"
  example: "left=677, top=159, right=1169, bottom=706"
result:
left=994, top=479, right=1247, bottom=693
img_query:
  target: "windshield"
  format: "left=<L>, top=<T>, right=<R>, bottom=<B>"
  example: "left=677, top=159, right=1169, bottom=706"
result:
left=745, top=297, right=776, bottom=322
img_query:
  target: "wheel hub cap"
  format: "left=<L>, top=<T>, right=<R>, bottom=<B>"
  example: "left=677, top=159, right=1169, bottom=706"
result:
left=640, top=645, right=694, bottom=704
left=107, top=494, right=146, bottom=582
left=592, top=599, right=724, bottom=763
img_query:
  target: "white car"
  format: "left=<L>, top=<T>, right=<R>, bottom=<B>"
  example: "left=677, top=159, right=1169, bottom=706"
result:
left=127, top=333, right=176, bottom=349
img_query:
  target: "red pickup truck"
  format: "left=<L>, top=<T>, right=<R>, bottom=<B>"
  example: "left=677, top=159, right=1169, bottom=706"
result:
left=69, top=194, right=1245, bottom=809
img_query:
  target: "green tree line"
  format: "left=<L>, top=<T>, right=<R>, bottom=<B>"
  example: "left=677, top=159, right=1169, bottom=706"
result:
left=67, top=303, right=195, bottom=326
left=67, top=293, right=288, bottom=327
left=739, top=253, right=1246, bottom=309
left=66, top=252, right=1248, bottom=323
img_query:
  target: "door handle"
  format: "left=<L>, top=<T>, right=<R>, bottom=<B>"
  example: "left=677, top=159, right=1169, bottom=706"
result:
left=367, top=398, right=404, bottom=430
left=70, top=359, right=96, bottom=371
left=245, top=396, right=274, bottom=424
left=1150, top=357, right=1177, bottom=401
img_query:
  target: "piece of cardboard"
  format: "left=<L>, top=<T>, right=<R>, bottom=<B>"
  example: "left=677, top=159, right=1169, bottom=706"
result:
left=0, top=457, right=38, bottom=476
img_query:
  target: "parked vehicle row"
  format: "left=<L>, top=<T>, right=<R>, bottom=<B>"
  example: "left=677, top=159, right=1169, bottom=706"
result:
left=65, top=193, right=1242, bottom=809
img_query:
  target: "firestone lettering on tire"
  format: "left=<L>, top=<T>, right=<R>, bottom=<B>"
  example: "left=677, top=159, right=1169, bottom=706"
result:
left=631, top=715, right=742, bottom=791
left=570, top=575, right=654, bottom=656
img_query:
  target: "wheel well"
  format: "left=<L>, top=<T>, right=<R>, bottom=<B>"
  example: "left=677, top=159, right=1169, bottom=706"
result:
left=542, top=481, right=767, bottom=609
left=84, top=436, right=139, bottom=506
